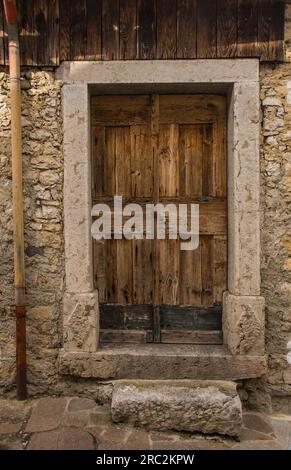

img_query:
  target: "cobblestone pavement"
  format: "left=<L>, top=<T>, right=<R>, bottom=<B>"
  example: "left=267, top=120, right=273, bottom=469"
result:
left=0, top=397, right=289, bottom=450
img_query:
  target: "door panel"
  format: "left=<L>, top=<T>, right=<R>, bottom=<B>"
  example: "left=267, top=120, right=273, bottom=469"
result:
left=91, top=94, right=227, bottom=345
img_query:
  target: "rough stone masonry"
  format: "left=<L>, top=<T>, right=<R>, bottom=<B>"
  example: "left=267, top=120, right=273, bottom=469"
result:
left=0, top=6, right=291, bottom=413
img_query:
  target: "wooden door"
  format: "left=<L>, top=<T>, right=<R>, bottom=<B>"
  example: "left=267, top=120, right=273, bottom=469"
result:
left=91, top=95, right=227, bottom=345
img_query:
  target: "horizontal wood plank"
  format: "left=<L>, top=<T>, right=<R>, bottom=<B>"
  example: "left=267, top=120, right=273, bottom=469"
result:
left=161, top=329, right=223, bottom=344
left=160, top=305, right=222, bottom=330
left=100, top=329, right=153, bottom=343
left=100, top=304, right=154, bottom=330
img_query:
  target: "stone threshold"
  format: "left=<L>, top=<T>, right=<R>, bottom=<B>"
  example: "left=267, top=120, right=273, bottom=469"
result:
left=59, top=345, right=267, bottom=380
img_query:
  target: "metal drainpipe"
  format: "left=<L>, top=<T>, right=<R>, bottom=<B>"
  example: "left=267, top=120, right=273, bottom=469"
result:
left=3, top=0, right=27, bottom=400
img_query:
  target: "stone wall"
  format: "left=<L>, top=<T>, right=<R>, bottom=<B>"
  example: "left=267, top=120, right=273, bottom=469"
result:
left=0, top=70, right=65, bottom=395
left=259, top=62, right=291, bottom=412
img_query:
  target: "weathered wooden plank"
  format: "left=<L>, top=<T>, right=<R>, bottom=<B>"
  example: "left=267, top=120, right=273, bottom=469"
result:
left=0, top=2, right=5, bottom=65
left=130, top=125, right=153, bottom=197
left=100, top=304, right=153, bottom=329
left=104, top=127, right=117, bottom=195
left=237, top=0, right=258, bottom=57
left=159, top=239, right=180, bottom=305
left=212, top=119, right=227, bottom=198
left=106, top=240, right=117, bottom=302
left=151, top=94, right=160, bottom=342
left=258, top=0, right=285, bottom=61
left=91, top=95, right=150, bottom=125
left=179, top=241, right=202, bottom=306
left=34, top=0, right=59, bottom=66
left=116, top=239, right=133, bottom=303
left=201, top=235, right=213, bottom=305
left=86, top=0, right=102, bottom=60
left=161, top=330, right=223, bottom=344
left=102, top=0, right=119, bottom=60
left=197, top=0, right=217, bottom=58
left=92, top=126, right=105, bottom=198
left=59, top=0, right=71, bottom=61
left=159, top=124, right=179, bottom=197
left=177, top=0, right=197, bottom=58
left=132, top=239, right=154, bottom=304
left=202, top=124, right=213, bottom=197
left=18, top=0, right=36, bottom=65
left=93, top=240, right=106, bottom=301
left=159, top=95, right=226, bottom=124
left=179, top=125, right=203, bottom=197
left=100, top=329, right=152, bottom=344
left=115, top=127, right=132, bottom=196
left=120, top=0, right=137, bottom=60
left=156, top=198, right=227, bottom=235
left=160, top=305, right=222, bottom=330
left=156, top=0, right=176, bottom=59
left=92, top=197, right=227, bottom=236
left=137, top=0, right=156, bottom=59
left=70, top=0, right=86, bottom=60
left=213, top=235, right=227, bottom=303
left=217, top=0, right=237, bottom=58
left=49, top=0, right=59, bottom=65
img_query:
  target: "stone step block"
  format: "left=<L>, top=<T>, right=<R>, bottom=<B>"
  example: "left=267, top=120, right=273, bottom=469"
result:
left=111, top=380, right=242, bottom=437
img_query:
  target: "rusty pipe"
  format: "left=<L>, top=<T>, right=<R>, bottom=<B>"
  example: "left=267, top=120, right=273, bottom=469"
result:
left=3, top=0, right=27, bottom=400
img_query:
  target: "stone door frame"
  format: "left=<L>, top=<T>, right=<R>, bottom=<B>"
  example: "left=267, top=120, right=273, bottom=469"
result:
left=57, top=59, right=265, bottom=364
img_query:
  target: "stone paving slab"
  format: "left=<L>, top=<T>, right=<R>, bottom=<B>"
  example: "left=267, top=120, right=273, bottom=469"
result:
left=25, top=397, right=68, bottom=433
left=268, top=415, right=291, bottom=450
left=0, top=396, right=289, bottom=451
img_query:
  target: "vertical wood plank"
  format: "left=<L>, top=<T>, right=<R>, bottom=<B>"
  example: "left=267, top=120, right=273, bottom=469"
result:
left=217, top=0, right=237, bottom=58
left=151, top=95, right=160, bottom=341
left=237, top=0, right=258, bottom=57
left=179, top=242, right=202, bottom=306
left=102, top=0, right=120, bottom=60
left=34, top=0, right=48, bottom=65
left=18, top=0, right=36, bottom=65
left=131, top=125, right=154, bottom=198
left=34, top=0, right=59, bottom=66
left=201, top=235, right=213, bottom=306
left=59, top=0, right=71, bottom=61
left=49, top=0, right=60, bottom=65
left=156, top=0, right=177, bottom=59
left=197, top=0, right=217, bottom=58
left=202, top=124, right=214, bottom=197
left=105, top=127, right=117, bottom=195
left=213, top=235, right=227, bottom=303
left=160, top=238, right=180, bottom=305
left=179, top=125, right=202, bottom=197
left=71, top=0, right=87, bottom=60
left=93, top=240, right=107, bottom=301
left=0, top=2, right=5, bottom=65
left=137, top=0, right=156, bottom=59
left=213, top=119, right=227, bottom=198
left=92, top=126, right=105, bottom=198
left=258, top=0, right=284, bottom=61
left=159, top=124, right=179, bottom=197
left=115, top=127, right=132, bottom=196
left=116, top=239, right=133, bottom=303
left=120, top=0, right=137, bottom=60
left=86, top=0, right=102, bottom=60
left=177, top=0, right=197, bottom=59
left=133, top=239, right=154, bottom=304
left=107, top=239, right=117, bottom=302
